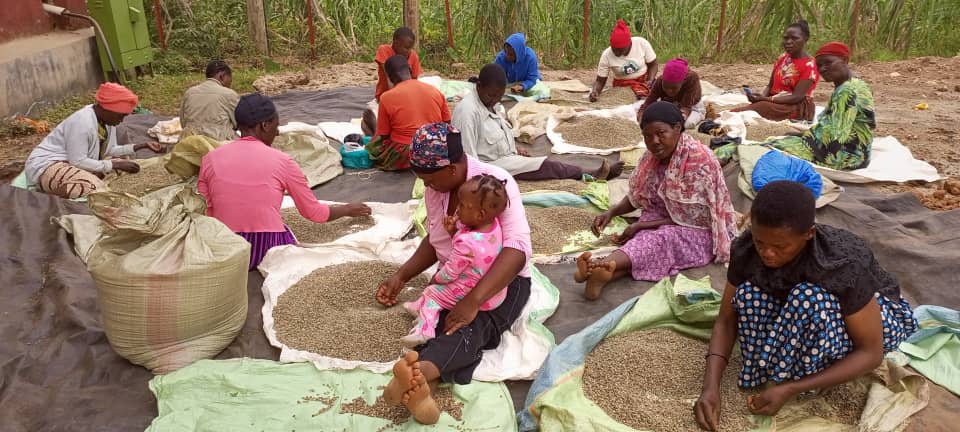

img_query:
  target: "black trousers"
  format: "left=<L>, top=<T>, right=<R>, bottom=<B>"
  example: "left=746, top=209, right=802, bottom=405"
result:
left=417, top=276, right=532, bottom=384
left=513, top=159, right=585, bottom=181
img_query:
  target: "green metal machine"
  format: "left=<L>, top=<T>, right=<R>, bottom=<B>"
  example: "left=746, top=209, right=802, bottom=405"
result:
left=85, top=0, right=153, bottom=80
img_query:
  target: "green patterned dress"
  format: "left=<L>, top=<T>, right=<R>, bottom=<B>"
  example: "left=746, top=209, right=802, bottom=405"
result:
left=767, top=77, right=876, bottom=170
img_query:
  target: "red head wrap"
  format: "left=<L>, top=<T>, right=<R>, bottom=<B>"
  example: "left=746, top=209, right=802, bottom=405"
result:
left=610, top=19, right=632, bottom=49
left=815, top=41, right=851, bottom=60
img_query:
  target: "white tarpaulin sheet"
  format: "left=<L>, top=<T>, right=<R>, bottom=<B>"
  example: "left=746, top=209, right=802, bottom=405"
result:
left=258, top=238, right=560, bottom=381
left=279, top=198, right=416, bottom=248
left=815, top=136, right=941, bottom=184
left=546, top=105, right=644, bottom=155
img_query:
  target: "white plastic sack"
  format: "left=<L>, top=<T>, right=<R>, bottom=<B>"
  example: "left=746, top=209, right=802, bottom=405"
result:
left=258, top=240, right=559, bottom=381
left=317, top=121, right=363, bottom=143
left=547, top=105, right=645, bottom=155
left=147, top=117, right=183, bottom=144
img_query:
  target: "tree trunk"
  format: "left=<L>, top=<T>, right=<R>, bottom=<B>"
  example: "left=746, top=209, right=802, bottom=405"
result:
left=246, top=0, right=269, bottom=55
left=403, top=0, right=420, bottom=48
left=849, top=0, right=861, bottom=58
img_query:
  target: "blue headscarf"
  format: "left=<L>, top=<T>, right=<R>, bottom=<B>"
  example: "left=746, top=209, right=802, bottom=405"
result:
left=494, top=33, right=541, bottom=92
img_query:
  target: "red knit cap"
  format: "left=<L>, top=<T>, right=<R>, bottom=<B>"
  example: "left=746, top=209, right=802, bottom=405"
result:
left=815, top=41, right=850, bottom=60
left=610, top=19, right=632, bottom=49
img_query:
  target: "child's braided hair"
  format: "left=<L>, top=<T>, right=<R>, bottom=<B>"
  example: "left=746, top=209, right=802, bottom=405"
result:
left=467, top=174, right=509, bottom=213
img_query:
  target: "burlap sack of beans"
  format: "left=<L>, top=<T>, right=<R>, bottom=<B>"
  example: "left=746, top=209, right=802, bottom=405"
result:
left=60, top=185, right=250, bottom=373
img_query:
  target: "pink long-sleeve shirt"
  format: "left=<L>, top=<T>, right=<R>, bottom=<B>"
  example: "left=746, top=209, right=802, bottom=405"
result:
left=198, top=136, right=330, bottom=233
left=423, top=156, right=531, bottom=278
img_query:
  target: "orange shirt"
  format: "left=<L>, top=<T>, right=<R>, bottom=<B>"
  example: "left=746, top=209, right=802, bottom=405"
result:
left=375, top=45, right=423, bottom=100
left=375, top=79, right=451, bottom=146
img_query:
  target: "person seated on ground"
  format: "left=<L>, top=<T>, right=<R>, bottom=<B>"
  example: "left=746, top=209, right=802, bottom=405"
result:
left=365, top=55, right=451, bottom=171
left=762, top=41, right=875, bottom=170
left=377, top=123, right=532, bottom=425
left=589, top=19, right=658, bottom=102
left=453, top=64, right=624, bottom=181
left=179, top=60, right=241, bottom=141
left=198, top=93, right=371, bottom=271
left=375, top=27, right=422, bottom=101
left=24, top=83, right=164, bottom=199
left=730, top=20, right=818, bottom=122
left=401, top=174, right=509, bottom=348
left=494, top=33, right=543, bottom=97
left=693, top=180, right=917, bottom=431
left=363, top=27, right=424, bottom=136
left=575, top=102, right=738, bottom=300
left=638, top=58, right=704, bottom=129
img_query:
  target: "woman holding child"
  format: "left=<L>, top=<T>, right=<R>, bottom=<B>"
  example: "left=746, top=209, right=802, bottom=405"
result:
left=575, top=102, right=739, bottom=300
left=375, top=122, right=532, bottom=425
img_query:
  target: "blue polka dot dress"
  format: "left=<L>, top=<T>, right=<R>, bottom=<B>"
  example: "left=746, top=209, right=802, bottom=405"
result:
left=733, top=281, right=917, bottom=388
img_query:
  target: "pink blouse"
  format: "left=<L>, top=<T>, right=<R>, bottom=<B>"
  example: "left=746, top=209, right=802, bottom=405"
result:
left=423, top=156, right=531, bottom=277
left=198, top=136, right=330, bottom=233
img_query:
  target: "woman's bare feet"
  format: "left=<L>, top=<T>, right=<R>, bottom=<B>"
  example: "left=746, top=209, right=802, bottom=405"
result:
left=402, top=368, right=440, bottom=424
left=574, top=252, right=593, bottom=283
left=584, top=260, right=617, bottom=300
left=384, top=351, right=419, bottom=405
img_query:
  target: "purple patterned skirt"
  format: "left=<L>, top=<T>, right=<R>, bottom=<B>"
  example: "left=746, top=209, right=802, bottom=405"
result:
left=237, top=226, right=297, bottom=271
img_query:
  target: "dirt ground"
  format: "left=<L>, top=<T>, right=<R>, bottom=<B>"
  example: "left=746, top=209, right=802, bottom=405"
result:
left=3, top=57, right=959, bottom=207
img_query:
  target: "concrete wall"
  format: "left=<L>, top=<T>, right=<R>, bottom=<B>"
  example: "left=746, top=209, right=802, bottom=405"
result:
left=0, top=28, right=103, bottom=118
left=0, top=0, right=90, bottom=44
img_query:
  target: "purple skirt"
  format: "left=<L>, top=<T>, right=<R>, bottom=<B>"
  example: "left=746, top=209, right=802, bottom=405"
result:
left=237, top=226, right=297, bottom=271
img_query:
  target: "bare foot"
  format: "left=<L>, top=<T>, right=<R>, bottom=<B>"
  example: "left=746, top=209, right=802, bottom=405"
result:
left=384, top=351, right=419, bottom=405
left=574, top=252, right=593, bottom=283
left=593, top=159, right=611, bottom=180
left=402, top=369, right=440, bottom=424
left=606, top=161, right=625, bottom=180
left=584, top=260, right=617, bottom=300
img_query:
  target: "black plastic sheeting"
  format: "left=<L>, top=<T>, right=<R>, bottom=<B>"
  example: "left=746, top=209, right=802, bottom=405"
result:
left=2, top=87, right=957, bottom=431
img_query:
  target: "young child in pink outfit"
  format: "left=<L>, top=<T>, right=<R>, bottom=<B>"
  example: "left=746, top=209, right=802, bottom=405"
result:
left=402, top=174, right=510, bottom=348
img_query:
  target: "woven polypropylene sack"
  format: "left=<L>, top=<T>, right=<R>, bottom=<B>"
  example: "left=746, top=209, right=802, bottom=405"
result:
left=83, top=186, right=250, bottom=373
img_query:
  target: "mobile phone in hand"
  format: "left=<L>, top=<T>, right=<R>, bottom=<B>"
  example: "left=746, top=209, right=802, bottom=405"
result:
left=742, top=85, right=753, bottom=98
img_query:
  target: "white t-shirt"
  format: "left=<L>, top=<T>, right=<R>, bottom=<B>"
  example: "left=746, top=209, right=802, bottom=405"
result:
left=596, top=37, right=657, bottom=80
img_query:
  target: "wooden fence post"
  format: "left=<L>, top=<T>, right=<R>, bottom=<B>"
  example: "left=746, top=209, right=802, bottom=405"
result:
left=246, top=0, right=269, bottom=55
left=403, top=0, right=420, bottom=48
left=716, top=0, right=727, bottom=52
left=849, top=0, right=861, bottom=57
left=583, top=0, right=591, bottom=56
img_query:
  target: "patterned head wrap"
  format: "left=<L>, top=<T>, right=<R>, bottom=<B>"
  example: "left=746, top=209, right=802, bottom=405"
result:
left=409, top=122, right=464, bottom=172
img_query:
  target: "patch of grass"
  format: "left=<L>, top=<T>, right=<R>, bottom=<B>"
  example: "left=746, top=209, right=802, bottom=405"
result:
left=38, top=95, right=91, bottom=125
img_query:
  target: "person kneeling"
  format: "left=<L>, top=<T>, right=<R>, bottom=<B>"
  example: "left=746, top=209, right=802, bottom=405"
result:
left=693, top=181, right=917, bottom=431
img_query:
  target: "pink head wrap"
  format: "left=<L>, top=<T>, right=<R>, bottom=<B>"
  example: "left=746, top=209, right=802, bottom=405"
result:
left=662, top=58, right=689, bottom=83
left=95, top=83, right=138, bottom=114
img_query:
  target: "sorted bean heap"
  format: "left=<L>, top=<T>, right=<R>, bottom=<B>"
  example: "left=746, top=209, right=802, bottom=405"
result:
left=582, top=329, right=754, bottom=432
left=596, top=86, right=640, bottom=107
left=107, top=160, right=183, bottom=196
left=282, top=208, right=376, bottom=244
left=339, top=386, right=464, bottom=426
left=748, top=122, right=802, bottom=142
left=806, top=380, right=870, bottom=425
left=555, top=115, right=643, bottom=150
left=273, top=261, right=429, bottom=362
left=525, top=206, right=602, bottom=254
left=518, top=179, right=590, bottom=195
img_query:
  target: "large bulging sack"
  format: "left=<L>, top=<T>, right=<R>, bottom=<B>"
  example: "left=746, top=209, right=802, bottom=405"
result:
left=60, top=185, right=250, bottom=373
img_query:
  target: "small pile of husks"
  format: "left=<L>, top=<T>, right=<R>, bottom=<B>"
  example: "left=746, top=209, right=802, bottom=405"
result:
left=525, top=206, right=600, bottom=254
left=339, top=386, right=464, bottom=426
left=583, top=329, right=753, bottom=432
left=555, top=115, right=643, bottom=150
left=107, top=160, right=183, bottom=196
left=917, top=177, right=960, bottom=210
left=517, top=179, right=590, bottom=195
left=282, top=208, right=375, bottom=244
left=273, top=261, right=428, bottom=362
